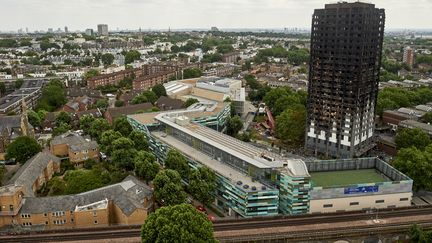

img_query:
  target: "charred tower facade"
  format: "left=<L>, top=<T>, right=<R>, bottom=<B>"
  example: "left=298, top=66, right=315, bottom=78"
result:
left=306, top=2, right=385, bottom=158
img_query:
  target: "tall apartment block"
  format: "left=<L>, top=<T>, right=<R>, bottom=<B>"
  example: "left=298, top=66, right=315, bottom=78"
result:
left=97, top=24, right=108, bottom=36
left=306, top=2, right=385, bottom=158
left=403, top=46, right=415, bottom=67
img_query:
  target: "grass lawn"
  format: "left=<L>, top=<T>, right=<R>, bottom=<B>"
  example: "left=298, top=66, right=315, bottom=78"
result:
left=310, top=169, right=390, bottom=187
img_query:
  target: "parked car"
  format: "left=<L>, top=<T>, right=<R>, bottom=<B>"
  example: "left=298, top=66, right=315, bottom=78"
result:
left=207, top=214, right=216, bottom=222
left=196, top=205, right=207, bottom=214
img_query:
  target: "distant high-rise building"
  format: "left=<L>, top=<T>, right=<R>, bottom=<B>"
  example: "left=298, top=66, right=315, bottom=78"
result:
left=25, top=27, right=29, bottom=33
left=403, top=46, right=415, bottom=67
left=305, top=2, right=385, bottom=158
left=85, top=28, right=94, bottom=36
left=97, top=24, right=109, bottom=36
left=47, top=28, right=53, bottom=33
left=64, top=26, right=69, bottom=33
left=210, top=26, right=219, bottom=32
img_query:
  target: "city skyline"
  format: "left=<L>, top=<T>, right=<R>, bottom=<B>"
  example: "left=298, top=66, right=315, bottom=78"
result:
left=0, top=0, right=431, bottom=31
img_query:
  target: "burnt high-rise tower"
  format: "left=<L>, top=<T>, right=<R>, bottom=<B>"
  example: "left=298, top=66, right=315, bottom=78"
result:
left=305, top=2, right=385, bottom=158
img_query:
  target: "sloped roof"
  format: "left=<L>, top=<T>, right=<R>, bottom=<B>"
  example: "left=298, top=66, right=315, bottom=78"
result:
left=20, top=176, right=153, bottom=216
left=8, top=152, right=60, bottom=196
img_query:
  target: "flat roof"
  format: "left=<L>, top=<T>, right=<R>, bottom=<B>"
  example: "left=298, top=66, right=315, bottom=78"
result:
left=152, top=110, right=309, bottom=177
left=152, top=131, right=271, bottom=192
left=310, top=169, right=390, bottom=188
left=399, top=120, right=432, bottom=134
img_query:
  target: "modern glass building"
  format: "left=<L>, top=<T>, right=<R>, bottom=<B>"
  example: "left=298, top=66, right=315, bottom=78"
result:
left=128, top=103, right=412, bottom=217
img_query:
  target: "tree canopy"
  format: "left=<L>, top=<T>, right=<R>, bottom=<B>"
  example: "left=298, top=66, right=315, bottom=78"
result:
left=393, top=145, right=432, bottom=191
left=129, top=130, right=149, bottom=151
left=88, top=118, right=111, bottom=141
left=141, top=204, right=216, bottom=243
left=409, top=224, right=432, bottom=243
left=183, top=98, right=199, bottom=108
left=226, top=115, right=243, bottom=137
left=275, top=105, right=307, bottom=146
left=188, top=167, right=217, bottom=205
left=36, top=79, right=67, bottom=112
left=124, top=50, right=141, bottom=64
left=6, top=136, right=42, bottom=164
left=395, top=128, right=431, bottom=151
left=183, top=68, right=203, bottom=79
left=153, top=169, right=187, bottom=206
left=377, top=87, right=432, bottom=116
left=134, top=151, right=160, bottom=183
left=152, top=84, right=167, bottom=97
left=111, top=137, right=137, bottom=170
left=99, top=130, right=122, bottom=155
left=165, top=150, right=190, bottom=179
left=113, top=116, right=133, bottom=136
left=101, top=53, right=115, bottom=66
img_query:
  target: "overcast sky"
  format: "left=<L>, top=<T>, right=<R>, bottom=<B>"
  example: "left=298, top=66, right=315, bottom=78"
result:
left=1, top=0, right=431, bottom=31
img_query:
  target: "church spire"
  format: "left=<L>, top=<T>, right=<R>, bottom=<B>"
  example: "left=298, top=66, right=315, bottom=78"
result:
left=20, top=94, right=32, bottom=137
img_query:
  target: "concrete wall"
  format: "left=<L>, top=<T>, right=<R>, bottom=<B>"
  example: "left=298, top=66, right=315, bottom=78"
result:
left=310, top=192, right=412, bottom=213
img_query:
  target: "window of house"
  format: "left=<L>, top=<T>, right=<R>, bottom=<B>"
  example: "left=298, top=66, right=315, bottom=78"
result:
left=400, top=198, right=409, bottom=201
left=375, top=200, right=385, bottom=203
left=93, top=211, right=97, bottom=216
left=350, top=202, right=359, bottom=206
left=323, top=204, right=333, bottom=208
left=94, top=220, right=98, bottom=224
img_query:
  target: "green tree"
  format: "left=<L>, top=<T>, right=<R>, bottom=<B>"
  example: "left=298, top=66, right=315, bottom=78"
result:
left=0, top=82, right=6, bottom=95
left=101, top=53, right=115, bottom=66
left=84, top=69, right=99, bottom=79
left=55, top=111, right=72, bottom=127
left=226, top=115, right=243, bottom=137
left=27, top=110, right=42, bottom=128
left=99, top=130, right=122, bottom=155
left=129, top=130, right=148, bottom=151
left=95, top=99, right=109, bottom=109
left=393, top=146, right=432, bottom=191
left=15, top=79, right=24, bottom=89
left=131, top=94, right=148, bottom=105
left=124, top=50, right=141, bottom=64
left=410, top=221, right=432, bottom=241
left=217, top=44, right=234, bottom=54
left=36, top=79, right=67, bottom=112
left=183, top=68, right=203, bottom=79
left=114, top=100, right=124, bottom=107
left=63, top=169, right=105, bottom=194
left=6, top=136, right=42, bottom=164
left=143, top=90, right=158, bottom=104
left=46, top=176, right=67, bottom=196
left=188, top=167, right=216, bottom=205
left=275, top=105, right=307, bottom=146
left=153, top=169, right=187, bottom=205
left=422, top=112, right=432, bottom=124
left=134, top=151, right=160, bottom=183
left=141, top=204, right=216, bottom=243
left=165, top=150, right=190, bottom=179
left=395, top=128, right=431, bottom=151
left=88, top=118, right=111, bottom=141
left=79, top=115, right=96, bottom=134
left=111, top=137, right=137, bottom=170
left=53, top=122, right=71, bottom=136
left=183, top=98, right=199, bottom=108
left=113, top=116, right=133, bottom=136
left=152, top=84, right=167, bottom=97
